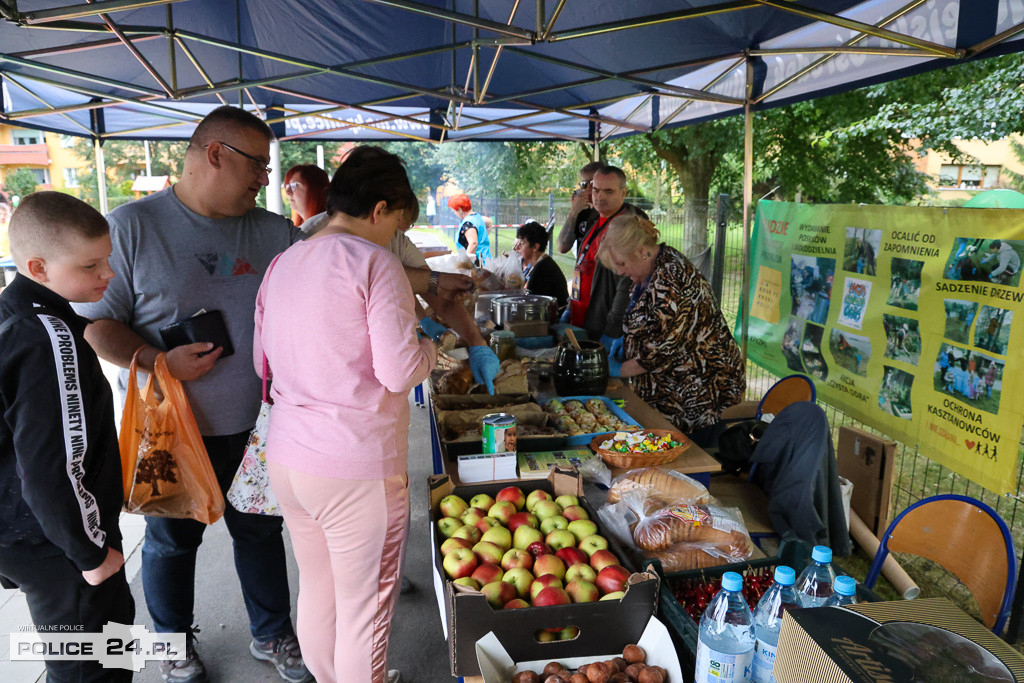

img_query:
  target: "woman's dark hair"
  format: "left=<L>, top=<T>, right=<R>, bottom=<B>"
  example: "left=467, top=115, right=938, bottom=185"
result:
left=516, top=220, right=549, bottom=252
left=326, top=146, right=419, bottom=223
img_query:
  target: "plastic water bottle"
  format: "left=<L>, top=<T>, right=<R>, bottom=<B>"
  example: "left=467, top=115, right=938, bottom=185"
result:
left=824, top=575, right=858, bottom=607
left=751, top=566, right=801, bottom=683
left=795, top=545, right=837, bottom=607
left=695, top=571, right=755, bottom=683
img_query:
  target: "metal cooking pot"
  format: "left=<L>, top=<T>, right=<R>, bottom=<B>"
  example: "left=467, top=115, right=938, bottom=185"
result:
left=474, top=289, right=527, bottom=321
left=490, top=294, right=555, bottom=327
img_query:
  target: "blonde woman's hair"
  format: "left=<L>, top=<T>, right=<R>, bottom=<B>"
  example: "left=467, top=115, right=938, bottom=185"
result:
left=598, top=214, right=660, bottom=269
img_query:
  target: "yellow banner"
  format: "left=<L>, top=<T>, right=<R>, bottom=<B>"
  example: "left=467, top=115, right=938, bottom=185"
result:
left=746, top=201, right=1024, bottom=494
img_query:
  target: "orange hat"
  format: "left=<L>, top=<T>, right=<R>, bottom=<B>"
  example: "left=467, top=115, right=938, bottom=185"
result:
left=447, top=193, right=472, bottom=212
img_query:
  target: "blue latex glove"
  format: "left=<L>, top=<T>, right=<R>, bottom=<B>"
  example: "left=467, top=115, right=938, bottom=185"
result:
left=419, top=316, right=448, bottom=342
left=559, top=307, right=571, bottom=324
left=608, top=336, right=624, bottom=361
left=608, top=354, right=623, bottom=378
left=468, top=346, right=500, bottom=394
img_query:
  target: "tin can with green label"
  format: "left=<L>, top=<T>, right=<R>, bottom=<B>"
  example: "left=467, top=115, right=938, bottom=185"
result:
left=482, top=413, right=517, bottom=454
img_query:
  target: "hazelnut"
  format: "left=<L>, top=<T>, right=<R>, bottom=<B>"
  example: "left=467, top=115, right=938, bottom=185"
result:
left=513, top=672, right=541, bottom=683
left=570, top=674, right=589, bottom=683
left=624, top=663, right=645, bottom=682
left=649, top=665, right=667, bottom=679
left=587, top=660, right=612, bottom=683
left=637, top=667, right=664, bottom=683
left=544, top=675, right=567, bottom=683
left=544, top=662, right=567, bottom=676
left=622, top=644, right=646, bottom=664
left=576, top=664, right=589, bottom=676
left=610, top=657, right=627, bottom=672
left=610, top=674, right=631, bottom=683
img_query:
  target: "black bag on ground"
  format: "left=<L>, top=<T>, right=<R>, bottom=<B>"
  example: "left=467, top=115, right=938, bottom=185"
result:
left=716, top=418, right=770, bottom=474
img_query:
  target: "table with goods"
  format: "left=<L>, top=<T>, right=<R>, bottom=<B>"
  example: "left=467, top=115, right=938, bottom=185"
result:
left=418, top=283, right=1024, bottom=682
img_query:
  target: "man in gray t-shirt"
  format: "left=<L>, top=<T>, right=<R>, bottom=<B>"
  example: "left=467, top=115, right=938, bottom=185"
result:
left=74, top=106, right=311, bottom=683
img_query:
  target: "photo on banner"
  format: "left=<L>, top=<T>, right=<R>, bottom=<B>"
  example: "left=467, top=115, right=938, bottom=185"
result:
left=744, top=201, right=1024, bottom=494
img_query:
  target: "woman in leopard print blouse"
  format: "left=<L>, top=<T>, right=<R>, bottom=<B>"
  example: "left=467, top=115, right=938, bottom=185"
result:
left=598, top=215, right=745, bottom=447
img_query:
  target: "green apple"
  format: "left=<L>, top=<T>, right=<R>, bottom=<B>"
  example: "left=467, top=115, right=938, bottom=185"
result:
left=565, top=563, right=597, bottom=584
left=599, top=590, right=625, bottom=601
left=439, top=494, right=469, bottom=519
left=565, top=579, right=600, bottom=603
left=554, top=494, right=579, bottom=509
left=525, top=489, right=553, bottom=512
left=561, top=505, right=589, bottom=522
left=529, top=573, right=563, bottom=601
left=436, top=516, right=462, bottom=538
left=439, top=537, right=474, bottom=557
left=481, top=581, right=516, bottom=609
left=513, top=525, right=544, bottom=550
left=488, top=500, right=517, bottom=524
left=472, top=541, right=504, bottom=566
left=545, top=529, right=576, bottom=551
left=532, top=499, right=562, bottom=521
left=539, top=515, right=569, bottom=535
left=502, top=567, right=535, bottom=598
left=442, top=547, right=477, bottom=579
left=501, top=548, right=533, bottom=571
left=452, top=576, right=480, bottom=590
left=567, top=519, right=598, bottom=542
left=577, top=534, right=609, bottom=557
left=460, top=508, right=485, bottom=527
left=481, top=526, right=512, bottom=551
left=475, top=516, right=501, bottom=534
left=451, top=525, right=482, bottom=544
left=469, top=493, right=495, bottom=511
left=533, top=554, right=566, bottom=581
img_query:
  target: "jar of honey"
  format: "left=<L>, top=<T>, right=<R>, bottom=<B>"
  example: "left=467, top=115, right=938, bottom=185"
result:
left=489, top=330, right=517, bottom=362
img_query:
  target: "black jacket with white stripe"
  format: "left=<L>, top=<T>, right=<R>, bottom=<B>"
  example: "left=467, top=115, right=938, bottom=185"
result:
left=0, top=274, right=123, bottom=570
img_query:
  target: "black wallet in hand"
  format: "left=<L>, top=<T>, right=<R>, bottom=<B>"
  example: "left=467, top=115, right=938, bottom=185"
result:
left=158, top=309, right=234, bottom=358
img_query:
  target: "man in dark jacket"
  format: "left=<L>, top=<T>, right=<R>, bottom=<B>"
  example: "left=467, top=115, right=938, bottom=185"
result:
left=0, top=191, right=133, bottom=682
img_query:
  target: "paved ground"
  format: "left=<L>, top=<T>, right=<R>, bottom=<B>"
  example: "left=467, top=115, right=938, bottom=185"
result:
left=0, top=368, right=456, bottom=682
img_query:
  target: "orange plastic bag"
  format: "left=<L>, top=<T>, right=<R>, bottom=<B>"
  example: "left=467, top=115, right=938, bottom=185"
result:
left=119, top=351, right=225, bottom=524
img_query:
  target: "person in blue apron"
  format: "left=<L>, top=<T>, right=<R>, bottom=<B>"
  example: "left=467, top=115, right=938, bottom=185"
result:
left=447, top=193, right=491, bottom=265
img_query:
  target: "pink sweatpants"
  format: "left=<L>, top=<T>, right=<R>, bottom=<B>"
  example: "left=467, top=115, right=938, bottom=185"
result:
left=268, top=461, right=409, bottom=683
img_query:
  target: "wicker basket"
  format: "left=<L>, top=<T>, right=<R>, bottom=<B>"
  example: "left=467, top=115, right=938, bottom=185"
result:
left=590, top=429, right=691, bottom=468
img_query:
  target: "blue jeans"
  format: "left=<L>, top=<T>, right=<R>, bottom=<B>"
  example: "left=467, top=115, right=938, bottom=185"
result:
left=141, top=431, right=293, bottom=640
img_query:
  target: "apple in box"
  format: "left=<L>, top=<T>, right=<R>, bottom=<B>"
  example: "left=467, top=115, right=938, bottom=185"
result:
left=565, top=563, right=597, bottom=584
left=436, top=516, right=462, bottom=538
left=506, top=511, right=538, bottom=533
left=554, top=494, right=579, bottom=509
left=555, top=547, right=588, bottom=568
left=503, top=598, right=529, bottom=610
left=480, top=581, right=516, bottom=609
left=533, top=586, right=571, bottom=607
left=472, top=541, right=504, bottom=566
left=480, top=526, right=512, bottom=552
left=439, top=494, right=469, bottom=519
left=526, top=541, right=553, bottom=559
left=578, top=534, right=609, bottom=557
left=567, top=519, right=597, bottom=542
left=512, top=525, right=544, bottom=551
left=589, top=549, right=620, bottom=572
left=471, top=563, right=504, bottom=586
left=440, top=537, right=474, bottom=556
left=532, top=499, right=562, bottom=521
left=487, top=500, right=517, bottom=525
left=501, top=567, right=534, bottom=599
left=561, top=504, right=589, bottom=522
left=565, top=579, right=600, bottom=603
left=525, top=489, right=552, bottom=512
left=545, top=529, right=576, bottom=551
left=539, top=515, right=569, bottom=535
left=596, top=565, right=631, bottom=595
left=469, top=493, right=495, bottom=511
left=474, top=516, right=501, bottom=534
left=451, top=525, right=482, bottom=544
left=533, top=554, right=566, bottom=581
left=442, top=547, right=477, bottom=580
left=460, top=508, right=487, bottom=527
left=495, top=486, right=526, bottom=511
left=501, top=548, right=533, bottom=571
left=529, top=574, right=562, bottom=602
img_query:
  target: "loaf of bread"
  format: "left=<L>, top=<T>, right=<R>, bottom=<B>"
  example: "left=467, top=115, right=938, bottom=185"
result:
left=435, top=365, right=474, bottom=395
left=607, top=467, right=711, bottom=506
left=633, top=504, right=749, bottom=552
left=643, top=546, right=732, bottom=572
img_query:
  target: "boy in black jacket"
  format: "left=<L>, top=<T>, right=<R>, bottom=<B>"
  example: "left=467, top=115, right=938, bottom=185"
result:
left=0, top=191, right=134, bottom=682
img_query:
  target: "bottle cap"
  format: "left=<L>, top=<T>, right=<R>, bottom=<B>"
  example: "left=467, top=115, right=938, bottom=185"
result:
left=811, top=545, right=832, bottom=563
left=773, top=565, right=796, bottom=585
left=721, top=571, right=742, bottom=592
left=834, top=575, right=856, bottom=596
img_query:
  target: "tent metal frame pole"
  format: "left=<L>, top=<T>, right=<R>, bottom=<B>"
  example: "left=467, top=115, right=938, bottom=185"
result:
left=362, top=0, right=533, bottom=40
left=741, top=56, right=753, bottom=361
left=15, top=0, right=183, bottom=25
left=94, top=138, right=109, bottom=215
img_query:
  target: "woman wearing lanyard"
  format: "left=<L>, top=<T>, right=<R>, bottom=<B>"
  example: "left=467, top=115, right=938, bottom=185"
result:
left=598, top=214, right=746, bottom=448
left=514, top=220, right=568, bottom=311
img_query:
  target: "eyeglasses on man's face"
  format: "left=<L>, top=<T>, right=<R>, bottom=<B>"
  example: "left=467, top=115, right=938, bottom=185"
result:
left=207, top=141, right=272, bottom=176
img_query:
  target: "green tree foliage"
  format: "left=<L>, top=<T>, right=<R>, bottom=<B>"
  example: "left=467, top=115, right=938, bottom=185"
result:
left=2, top=168, right=40, bottom=201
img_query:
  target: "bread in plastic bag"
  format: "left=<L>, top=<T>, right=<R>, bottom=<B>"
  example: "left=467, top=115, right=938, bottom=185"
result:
left=607, top=466, right=713, bottom=506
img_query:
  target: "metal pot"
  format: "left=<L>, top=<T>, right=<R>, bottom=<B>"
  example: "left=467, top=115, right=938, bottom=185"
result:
left=473, top=289, right=527, bottom=321
left=490, top=294, right=555, bottom=327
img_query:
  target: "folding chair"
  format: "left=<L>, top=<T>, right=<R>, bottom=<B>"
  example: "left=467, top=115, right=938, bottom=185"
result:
left=746, top=374, right=816, bottom=481
left=864, top=494, right=1017, bottom=634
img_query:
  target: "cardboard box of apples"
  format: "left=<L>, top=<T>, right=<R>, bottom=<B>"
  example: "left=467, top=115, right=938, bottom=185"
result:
left=430, top=468, right=659, bottom=677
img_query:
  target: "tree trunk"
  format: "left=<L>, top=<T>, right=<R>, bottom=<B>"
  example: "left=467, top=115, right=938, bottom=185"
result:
left=649, top=139, right=718, bottom=255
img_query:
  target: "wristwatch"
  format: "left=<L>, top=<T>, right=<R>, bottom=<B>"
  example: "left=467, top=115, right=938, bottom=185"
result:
left=427, top=270, right=440, bottom=296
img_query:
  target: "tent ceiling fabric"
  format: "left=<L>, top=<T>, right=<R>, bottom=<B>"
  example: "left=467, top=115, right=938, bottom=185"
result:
left=1, top=0, right=1023, bottom=142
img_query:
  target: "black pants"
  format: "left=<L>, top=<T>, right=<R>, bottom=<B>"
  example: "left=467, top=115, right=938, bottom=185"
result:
left=0, top=542, right=135, bottom=682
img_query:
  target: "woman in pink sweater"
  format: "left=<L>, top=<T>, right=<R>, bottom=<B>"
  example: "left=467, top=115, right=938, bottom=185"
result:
left=254, top=147, right=436, bottom=683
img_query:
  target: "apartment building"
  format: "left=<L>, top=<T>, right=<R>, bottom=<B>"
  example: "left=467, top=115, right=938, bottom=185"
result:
left=0, top=123, right=87, bottom=195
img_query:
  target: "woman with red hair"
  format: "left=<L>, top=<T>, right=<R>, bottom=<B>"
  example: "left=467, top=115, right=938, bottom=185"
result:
left=447, top=193, right=491, bottom=265
left=284, top=164, right=329, bottom=228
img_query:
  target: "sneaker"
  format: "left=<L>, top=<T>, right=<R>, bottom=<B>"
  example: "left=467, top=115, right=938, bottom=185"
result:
left=160, top=631, right=207, bottom=683
left=250, top=634, right=313, bottom=683
left=388, top=670, right=403, bottom=683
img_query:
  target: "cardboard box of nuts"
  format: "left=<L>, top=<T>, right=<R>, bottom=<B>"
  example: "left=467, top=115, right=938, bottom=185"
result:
left=475, top=615, right=682, bottom=682
left=430, top=469, right=659, bottom=677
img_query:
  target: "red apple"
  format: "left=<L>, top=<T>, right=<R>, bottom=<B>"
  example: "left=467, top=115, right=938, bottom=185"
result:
left=488, top=500, right=517, bottom=524
left=439, top=536, right=474, bottom=556
left=481, top=580, right=517, bottom=609
left=565, top=563, right=597, bottom=584
left=502, top=567, right=535, bottom=598
left=471, top=563, right=504, bottom=585
left=533, top=554, right=566, bottom=581
left=475, top=516, right=501, bottom=534
left=496, top=486, right=526, bottom=511
left=501, top=548, right=534, bottom=571
left=469, top=493, right=495, bottom=511
left=504, top=598, right=530, bottom=609
left=529, top=574, right=563, bottom=602
left=545, top=529, right=576, bottom=551
left=526, top=541, right=554, bottom=559
left=561, top=505, right=589, bottom=522
left=472, top=541, right=504, bottom=566
left=589, top=549, right=621, bottom=572
left=525, top=489, right=553, bottom=511
left=442, top=547, right=477, bottom=579
left=578, top=534, right=609, bottom=557
left=507, top=511, right=539, bottom=533
left=595, top=565, right=631, bottom=595
left=533, top=586, right=571, bottom=607
left=555, top=547, right=589, bottom=568
left=513, top=525, right=544, bottom=551
left=565, top=579, right=600, bottom=603
left=438, top=494, right=469, bottom=519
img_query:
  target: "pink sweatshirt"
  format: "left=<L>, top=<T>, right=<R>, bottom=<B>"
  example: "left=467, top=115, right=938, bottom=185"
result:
left=254, top=233, right=436, bottom=479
